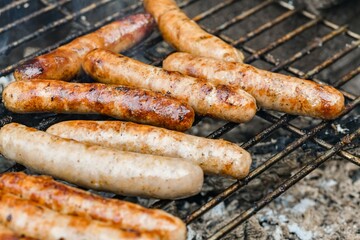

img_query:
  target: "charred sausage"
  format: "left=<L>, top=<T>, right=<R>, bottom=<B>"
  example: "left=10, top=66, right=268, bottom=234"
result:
left=163, top=52, right=345, bottom=119
left=0, top=172, right=186, bottom=240
left=0, top=123, right=204, bottom=199
left=143, top=0, right=244, bottom=62
left=47, top=120, right=252, bottom=179
left=83, top=49, right=257, bottom=123
left=14, top=13, right=154, bottom=81
left=0, top=192, right=159, bottom=240
left=2, top=80, right=194, bottom=131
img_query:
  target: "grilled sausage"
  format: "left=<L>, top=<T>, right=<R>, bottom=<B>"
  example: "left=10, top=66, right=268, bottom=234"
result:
left=143, top=0, right=244, bottom=62
left=83, top=49, right=257, bottom=123
left=0, top=123, right=204, bottom=199
left=0, top=192, right=159, bottom=240
left=0, top=172, right=186, bottom=240
left=163, top=52, right=345, bottom=119
left=47, top=120, right=252, bottom=179
left=14, top=13, right=154, bottom=81
left=0, top=223, right=33, bottom=240
left=2, top=80, right=194, bottom=131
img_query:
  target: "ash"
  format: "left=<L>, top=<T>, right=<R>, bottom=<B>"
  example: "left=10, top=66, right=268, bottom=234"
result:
left=183, top=156, right=360, bottom=240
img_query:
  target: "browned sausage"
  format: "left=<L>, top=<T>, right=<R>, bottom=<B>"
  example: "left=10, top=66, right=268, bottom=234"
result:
left=2, top=80, right=194, bottom=131
left=47, top=120, right=252, bottom=179
left=0, top=172, right=186, bottom=240
left=0, top=123, right=204, bottom=199
left=83, top=49, right=257, bottom=123
left=0, top=223, right=34, bottom=240
left=163, top=52, right=345, bottom=119
left=14, top=13, right=154, bottom=81
left=0, top=191, right=159, bottom=240
left=143, top=0, right=244, bottom=62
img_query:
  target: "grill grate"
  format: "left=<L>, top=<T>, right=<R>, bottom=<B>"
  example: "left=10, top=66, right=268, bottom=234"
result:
left=0, top=0, right=359, bottom=239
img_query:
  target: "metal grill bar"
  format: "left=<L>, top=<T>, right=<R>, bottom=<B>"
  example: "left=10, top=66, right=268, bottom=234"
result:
left=278, top=0, right=360, bottom=41
left=270, top=25, right=348, bottom=72
left=209, top=126, right=360, bottom=239
left=0, top=1, right=359, bottom=239
left=245, top=17, right=321, bottom=62
left=242, top=44, right=357, bottom=100
left=231, top=9, right=298, bottom=45
left=0, top=0, right=114, bottom=55
left=191, top=0, right=236, bottom=22
left=260, top=111, right=360, bottom=166
left=186, top=96, right=359, bottom=228
left=210, top=0, right=273, bottom=35
left=140, top=0, right=360, bottom=220
left=334, top=66, right=360, bottom=88
left=0, top=1, right=142, bottom=76
left=302, top=40, right=360, bottom=79
left=0, top=0, right=28, bottom=15
left=0, top=0, right=70, bottom=35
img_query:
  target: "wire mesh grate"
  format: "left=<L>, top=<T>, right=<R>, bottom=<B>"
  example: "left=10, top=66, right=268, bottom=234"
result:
left=0, top=0, right=359, bottom=238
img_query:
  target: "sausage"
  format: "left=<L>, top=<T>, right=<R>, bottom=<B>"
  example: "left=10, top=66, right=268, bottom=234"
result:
left=0, top=123, right=204, bottom=199
left=14, top=13, right=154, bottom=81
left=0, top=172, right=186, bottom=240
left=47, top=120, right=252, bottom=179
left=143, top=0, right=244, bottom=62
left=163, top=52, right=345, bottom=119
left=0, top=192, right=159, bottom=240
left=2, top=80, right=194, bottom=131
left=83, top=49, right=257, bottom=123
left=0, top=223, right=33, bottom=240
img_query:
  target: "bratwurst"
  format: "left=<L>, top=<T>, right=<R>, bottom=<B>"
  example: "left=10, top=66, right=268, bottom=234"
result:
left=0, top=172, right=186, bottom=240
left=0, top=123, right=204, bottom=199
left=47, top=120, right=252, bottom=179
left=14, top=13, right=154, bottom=81
left=2, top=80, right=194, bottom=131
left=0, top=223, right=32, bottom=240
left=83, top=49, right=257, bottom=123
left=0, top=192, right=158, bottom=240
left=143, top=0, right=244, bottom=62
left=163, top=52, right=345, bottom=119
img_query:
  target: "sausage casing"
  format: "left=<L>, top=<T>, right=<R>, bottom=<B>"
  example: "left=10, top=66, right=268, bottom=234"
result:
left=47, top=120, right=252, bottom=179
left=14, top=13, right=154, bottom=81
left=83, top=49, right=257, bottom=123
left=0, top=172, right=186, bottom=240
left=0, top=123, right=204, bottom=199
left=143, top=0, right=244, bottom=62
left=2, top=80, right=194, bottom=131
left=0, top=192, right=158, bottom=240
left=163, top=52, right=345, bottom=119
left=0, top=223, right=32, bottom=240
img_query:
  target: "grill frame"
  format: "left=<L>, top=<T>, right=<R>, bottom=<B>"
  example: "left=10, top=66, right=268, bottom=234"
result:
left=0, top=0, right=359, bottom=239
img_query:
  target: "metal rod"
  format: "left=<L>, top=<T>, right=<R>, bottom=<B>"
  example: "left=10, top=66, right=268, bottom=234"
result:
left=333, top=66, right=360, bottom=88
left=242, top=44, right=357, bottom=100
left=192, top=0, right=236, bottom=22
left=0, top=0, right=113, bottom=55
left=210, top=0, right=273, bottom=35
left=231, top=9, right=298, bottom=45
left=209, top=127, right=360, bottom=239
left=302, top=40, right=360, bottom=79
left=270, top=25, right=348, bottom=72
left=0, top=0, right=28, bottom=15
left=245, top=17, right=321, bottom=63
left=185, top=97, right=359, bottom=224
left=0, top=0, right=71, bottom=34
left=277, top=0, right=360, bottom=41
left=259, top=111, right=360, bottom=166
left=0, top=1, right=142, bottom=76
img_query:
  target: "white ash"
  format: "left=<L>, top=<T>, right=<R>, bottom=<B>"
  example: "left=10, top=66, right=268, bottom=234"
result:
left=288, top=223, right=313, bottom=240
